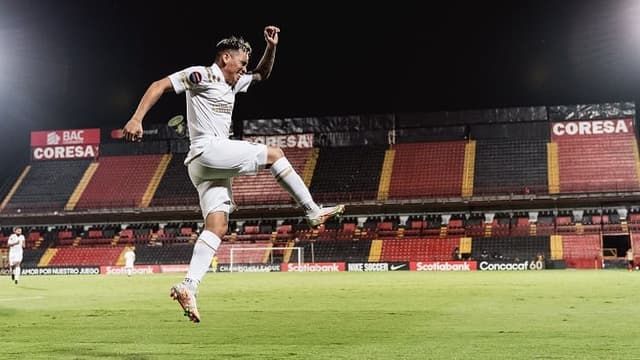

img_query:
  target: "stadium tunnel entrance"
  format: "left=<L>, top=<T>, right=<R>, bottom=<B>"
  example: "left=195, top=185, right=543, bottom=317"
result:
left=602, top=234, right=631, bottom=269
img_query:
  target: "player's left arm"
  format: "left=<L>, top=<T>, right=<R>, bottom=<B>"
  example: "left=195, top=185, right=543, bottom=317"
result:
left=252, top=26, right=280, bottom=82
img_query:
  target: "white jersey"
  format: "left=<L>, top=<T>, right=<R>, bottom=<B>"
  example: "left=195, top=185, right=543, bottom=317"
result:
left=124, top=250, right=136, bottom=268
left=168, top=64, right=253, bottom=165
left=8, top=234, right=25, bottom=259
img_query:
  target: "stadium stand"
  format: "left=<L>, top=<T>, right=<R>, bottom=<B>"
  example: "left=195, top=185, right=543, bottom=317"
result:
left=310, top=146, right=386, bottom=203
left=234, top=147, right=313, bottom=205
left=3, top=159, right=92, bottom=213
left=473, top=139, right=548, bottom=196
left=135, top=243, right=194, bottom=264
left=554, top=131, right=639, bottom=193
left=388, top=141, right=466, bottom=199
left=470, top=236, right=550, bottom=263
left=380, top=237, right=461, bottom=262
left=74, top=155, right=163, bottom=209
left=296, top=239, right=373, bottom=263
left=21, top=248, right=48, bottom=268
left=48, top=246, right=123, bottom=266
left=4, top=104, right=640, bottom=270
left=150, top=154, right=199, bottom=207
left=561, top=234, right=602, bottom=269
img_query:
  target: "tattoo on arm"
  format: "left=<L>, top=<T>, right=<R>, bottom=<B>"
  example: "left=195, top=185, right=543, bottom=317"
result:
left=254, top=46, right=276, bottom=80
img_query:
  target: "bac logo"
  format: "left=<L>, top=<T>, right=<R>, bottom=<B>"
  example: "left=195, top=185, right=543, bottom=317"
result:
left=189, top=71, right=202, bottom=85
left=46, top=132, right=61, bottom=145
left=46, top=130, right=86, bottom=145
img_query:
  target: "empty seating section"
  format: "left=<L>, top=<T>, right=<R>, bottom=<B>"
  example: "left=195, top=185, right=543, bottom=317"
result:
left=135, top=244, right=194, bottom=264
left=310, top=146, right=386, bottom=203
left=296, top=239, right=372, bottom=262
left=554, top=211, right=576, bottom=234
left=470, top=236, right=549, bottom=262
left=561, top=234, right=602, bottom=269
left=68, top=225, right=118, bottom=246
left=388, top=141, right=466, bottom=199
left=55, top=229, right=78, bottom=247
left=0, top=216, right=630, bottom=269
left=474, top=139, right=548, bottom=195
left=7, top=116, right=640, bottom=271
left=380, top=238, right=460, bottom=262
left=150, top=154, right=198, bottom=207
left=555, top=133, right=639, bottom=193
left=536, top=211, right=556, bottom=236
left=465, top=214, right=485, bottom=237
left=5, top=160, right=91, bottom=212
left=632, top=233, right=640, bottom=256
left=233, top=148, right=312, bottom=205
left=21, top=248, right=47, bottom=267
left=26, top=230, right=43, bottom=248
left=48, top=246, right=123, bottom=266
left=447, top=216, right=466, bottom=237
left=510, top=212, right=532, bottom=237
left=75, top=155, right=163, bottom=209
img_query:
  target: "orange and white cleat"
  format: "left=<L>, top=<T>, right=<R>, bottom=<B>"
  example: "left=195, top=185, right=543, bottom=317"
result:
left=306, top=204, right=345, bottom=228
left=170, top=283, right=200, bottom=323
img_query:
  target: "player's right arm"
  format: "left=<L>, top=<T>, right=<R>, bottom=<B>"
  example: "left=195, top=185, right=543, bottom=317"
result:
left=123, top=77, right=174, bottom=142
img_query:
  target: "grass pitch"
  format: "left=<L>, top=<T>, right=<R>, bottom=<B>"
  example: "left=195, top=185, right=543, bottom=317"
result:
left=1, top=270, right=639, bottom=359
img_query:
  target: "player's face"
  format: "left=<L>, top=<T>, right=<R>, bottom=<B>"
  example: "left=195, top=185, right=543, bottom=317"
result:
left=15, top=228, right=21, bottom=235
left=222, top=50, right=249, bottom=86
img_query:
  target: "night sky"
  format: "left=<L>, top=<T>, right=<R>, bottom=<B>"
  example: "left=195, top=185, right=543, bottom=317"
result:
left=1, top=0, right=640, bottom=179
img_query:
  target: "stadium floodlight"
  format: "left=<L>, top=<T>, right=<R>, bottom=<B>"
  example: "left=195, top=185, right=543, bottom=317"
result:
left=229, top=246, right=303, bottom=272
left=168, top=115, right=188, bottom=138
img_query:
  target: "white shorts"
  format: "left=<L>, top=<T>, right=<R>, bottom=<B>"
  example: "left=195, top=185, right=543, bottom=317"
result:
left=187, top=138, right=268, bottom=220
left=9, top=252, right=23, bottom=266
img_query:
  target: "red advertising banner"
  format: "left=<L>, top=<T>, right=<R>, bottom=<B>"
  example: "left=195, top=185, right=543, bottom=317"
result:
left=100, top=265, right=160, bottom=275
left=550, top=119, right=634, bottom=139
left=31, top=128, right=101, bottom=161
left=32, top=145, right=99, bottom=160
left=31, top=128, right=101, bottom=146
left=410, top=261, right=477, bottom=271
left=280, top=262, right=345, bottom=272
left=160, top=264, right=190, bottom=273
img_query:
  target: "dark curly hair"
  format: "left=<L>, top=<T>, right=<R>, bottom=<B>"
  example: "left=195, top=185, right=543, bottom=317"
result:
left=215, top=36, right=252, bottom=58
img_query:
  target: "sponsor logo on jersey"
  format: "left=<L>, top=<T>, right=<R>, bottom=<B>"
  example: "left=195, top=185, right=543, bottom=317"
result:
left=189, top=71, right=203, bottom=85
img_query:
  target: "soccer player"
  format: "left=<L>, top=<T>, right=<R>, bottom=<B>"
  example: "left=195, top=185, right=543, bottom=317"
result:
left=7, top=227, right=25, bottom=285
left=626, top=248, right=634, bottom=272
left=211, top=254, right=218, bottom=273
left=122, top=25, right=344, bottom=323
left=124, top=247, right=136, bottom=277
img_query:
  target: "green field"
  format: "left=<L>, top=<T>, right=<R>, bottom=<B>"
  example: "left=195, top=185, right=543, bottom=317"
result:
left=1, top=270, right=639, bottom=359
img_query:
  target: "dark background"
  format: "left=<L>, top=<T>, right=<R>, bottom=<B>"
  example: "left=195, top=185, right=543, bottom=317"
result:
left=1, top=0, right=640, bottom=178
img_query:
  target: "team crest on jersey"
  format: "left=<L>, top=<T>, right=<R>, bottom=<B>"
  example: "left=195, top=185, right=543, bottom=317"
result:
left=188, top=71, right=203, bottom=85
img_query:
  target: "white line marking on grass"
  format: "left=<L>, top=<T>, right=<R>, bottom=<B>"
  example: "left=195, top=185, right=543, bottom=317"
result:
left=0, top=296, right=44, bottom=302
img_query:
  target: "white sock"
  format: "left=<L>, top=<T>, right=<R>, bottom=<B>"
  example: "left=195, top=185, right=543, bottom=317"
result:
left=270, top=157, right=319, bottom=214
left=14, top=266, right=20, bottom=282
left=127, top=268, right=132, bottom=276
left=185, top=230, right=221, bottom=290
